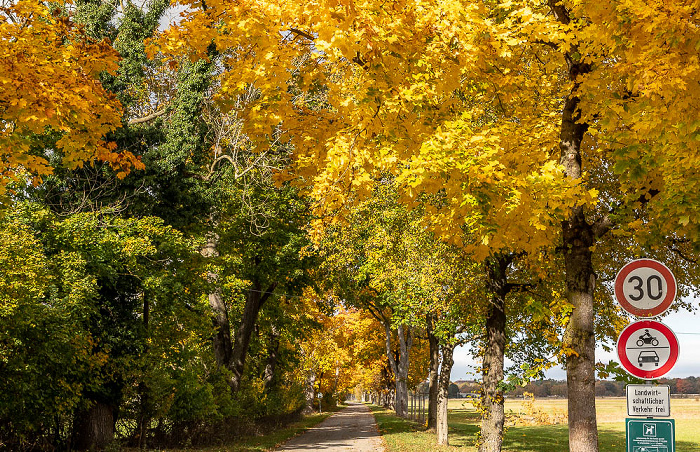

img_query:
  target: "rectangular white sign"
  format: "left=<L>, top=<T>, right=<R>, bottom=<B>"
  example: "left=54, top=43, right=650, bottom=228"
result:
left=626, top=384, right=670, bottom=417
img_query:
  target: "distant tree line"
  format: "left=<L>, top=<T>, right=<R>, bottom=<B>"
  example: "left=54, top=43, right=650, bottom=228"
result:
left=455, top=378, right=700, bottom=398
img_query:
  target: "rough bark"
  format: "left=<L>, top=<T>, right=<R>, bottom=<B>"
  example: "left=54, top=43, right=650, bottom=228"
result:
left=479, top=255, right=510, bottom=452
left=201, top=233, right=234, bottom=368
left=73, top=402, right=115, bottom=451
left=562, top=211, right=599, bottom=452
left=397, top=326, right=412, bottom=417
left=229, top=279, right=277, bottom=392
left=548, top=1, right=599, bottom=450
left=263, top=325, right=281, bottom=392
left=427, top=315, right=440, bottom=430
left=436, top=342, right=456, bottom=446
left=303, top=370, right=316, bottom=413
left=201, top=233, right=277, bottom=392
left=384, top=323, right=412, bottom=417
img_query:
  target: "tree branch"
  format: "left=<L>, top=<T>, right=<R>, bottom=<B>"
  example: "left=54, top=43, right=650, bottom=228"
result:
left=289, top=27, right=315, bottom=41
left=531, top=39, right=559, bottom=51
left=592, top=214, right=615, bottom=239
left=259, top=283, right=278, bottom=305
left=667, top=245, right=697, bottom=264
left=128, top=108, right=168, bottom=125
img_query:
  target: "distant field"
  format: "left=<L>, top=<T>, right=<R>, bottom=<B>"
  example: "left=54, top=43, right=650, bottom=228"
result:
left=373, top=397, right=700, bottom=451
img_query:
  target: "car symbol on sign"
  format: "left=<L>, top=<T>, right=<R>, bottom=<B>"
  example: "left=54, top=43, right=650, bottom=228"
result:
left=638, top=350, right=660, bottom=367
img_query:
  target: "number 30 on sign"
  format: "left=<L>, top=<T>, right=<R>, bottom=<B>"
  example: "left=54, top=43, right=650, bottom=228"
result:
left=614, top=259, right=677, bottom=317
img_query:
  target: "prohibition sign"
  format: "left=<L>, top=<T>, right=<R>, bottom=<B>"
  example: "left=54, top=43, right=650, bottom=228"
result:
left=617, top=320, right=679, bottom=379
left=614, top=259, right=677, bottom=317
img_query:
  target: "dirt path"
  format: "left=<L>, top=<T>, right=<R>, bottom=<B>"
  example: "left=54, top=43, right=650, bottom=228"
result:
left=275, top=402, right=385, bottom=452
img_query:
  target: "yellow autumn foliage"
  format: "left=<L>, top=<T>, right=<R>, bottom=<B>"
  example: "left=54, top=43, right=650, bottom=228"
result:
left=153, top=0, right=700, bottom=251
left=0, top=1, right=143, bottom=191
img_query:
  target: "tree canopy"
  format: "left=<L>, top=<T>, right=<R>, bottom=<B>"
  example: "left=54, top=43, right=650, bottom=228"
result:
left=3, top=0, right=700, bottom=451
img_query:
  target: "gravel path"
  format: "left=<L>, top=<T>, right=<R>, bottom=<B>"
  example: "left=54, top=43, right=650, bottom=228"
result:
left=275, top=402, right=385, bottom=452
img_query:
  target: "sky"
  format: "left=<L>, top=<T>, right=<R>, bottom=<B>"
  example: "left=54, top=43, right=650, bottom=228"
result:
left=450, top=299, right=700, bottom=382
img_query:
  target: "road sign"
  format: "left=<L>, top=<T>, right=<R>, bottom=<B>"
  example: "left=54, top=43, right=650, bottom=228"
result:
left=627, top=384, right=670, bottom=417
left=615, top=259, right=676, bottom=317
left=617, top=320, right=679, bottom=379
left=626, top=418, right=674, bottom=452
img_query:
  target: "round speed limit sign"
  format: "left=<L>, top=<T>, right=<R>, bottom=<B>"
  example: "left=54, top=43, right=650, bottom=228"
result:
left=614, top=259, right=676, bottom=317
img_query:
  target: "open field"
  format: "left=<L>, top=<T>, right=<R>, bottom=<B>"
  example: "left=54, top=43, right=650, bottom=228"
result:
left=372, top=397, right=700, bottom=451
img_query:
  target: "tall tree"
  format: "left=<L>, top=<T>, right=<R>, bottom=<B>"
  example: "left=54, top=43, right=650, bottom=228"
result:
left=210, top=170, right=316, bottom=392
left=155, top=3, right=700, bottom=452
left=0, top=1, right=142, bottom=192
left=0, top=202, right=198, bottom=450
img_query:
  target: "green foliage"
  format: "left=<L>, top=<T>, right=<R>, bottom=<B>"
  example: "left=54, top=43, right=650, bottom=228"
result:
left=3, top=1, right=324, bottom=450
left=0, top=204, right=91, bottom=445
left=0, top=202, right=206, bottom=448
left=595, top=360, right=644, bottom=385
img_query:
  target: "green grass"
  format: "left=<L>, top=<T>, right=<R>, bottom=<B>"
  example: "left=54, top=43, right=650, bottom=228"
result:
left=123, top=409, right=339, bottom=452
left=209, top=412, right=333, bottom=452
left=370, top=406, right=469, bottom=452
left=370, top=398, right=700, bottom=451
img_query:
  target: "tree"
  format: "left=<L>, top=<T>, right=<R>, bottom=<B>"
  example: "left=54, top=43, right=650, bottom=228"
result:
left=317, top=184, right=422, bottom=418
left=154, top=3, right=700, bottom=452
left=318, top=182, right=464, bottom=419
left=0, top=202, right=199, bottom=450
left=14, top=1, right=315, bottom=447
left=506, top=3, right=700, bottom=450
left=0, top=1, right=142, bottom=192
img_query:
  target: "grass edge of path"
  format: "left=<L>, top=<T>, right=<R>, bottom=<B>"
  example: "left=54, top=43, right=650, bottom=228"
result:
left=367, top=404, right=473, bottom=452
left=233, top=408, right=340, bottom=452
left=123, top=405, right=345, bottom=452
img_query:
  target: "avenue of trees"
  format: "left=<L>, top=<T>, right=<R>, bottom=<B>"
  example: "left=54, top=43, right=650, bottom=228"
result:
left=2, top=1, right=700, bottom=451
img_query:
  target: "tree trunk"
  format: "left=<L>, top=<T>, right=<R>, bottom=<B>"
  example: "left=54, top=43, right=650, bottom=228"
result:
left=73, top=402, right=115, bottom=450
left=264, top=325, right=281, bottom=392
left=555, top=57, right=599, bottom=452
left=201, top=233, right=234, bottom=368
left=137, top=383, right=149, bottom=449
left=563, top=211, right=598, bottom=452
left=436, top=342, right=456, bottom=446
left=396, top=325, right=412, bottom=417
left=201, top=232, right=277, bottom=392
left=479, top=255, right=510, bottom=452
left=547, top=2, right=600, bottom=450
left=384, top=323, right=412, bottom=417
left=427, top=315, right=440, bottom=430
left=229, top=279, right=277, bottom=392
left=304, top=370, right=316, bottom=413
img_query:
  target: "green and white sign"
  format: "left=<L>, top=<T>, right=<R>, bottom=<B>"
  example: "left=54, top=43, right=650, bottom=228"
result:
left=626, top=418, right=675, bottom=452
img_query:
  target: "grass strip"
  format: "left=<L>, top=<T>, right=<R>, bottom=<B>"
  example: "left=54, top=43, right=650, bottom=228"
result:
left=124, top=409, right=338, bottom=452
left=218, top=411, right=335, bottom=452
left=369, top=401, right=700, bottom=452
left=368, top=404, right=473, bottom=451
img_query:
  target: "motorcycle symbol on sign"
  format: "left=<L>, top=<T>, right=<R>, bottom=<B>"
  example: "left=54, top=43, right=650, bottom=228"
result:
left=637, top=330, right=659, bottom=347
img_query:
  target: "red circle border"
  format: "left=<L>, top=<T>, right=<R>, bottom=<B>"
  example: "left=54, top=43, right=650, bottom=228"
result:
left=614, top=259, right=677, bottom=317
left=617, top=320, right=679, bottom=379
